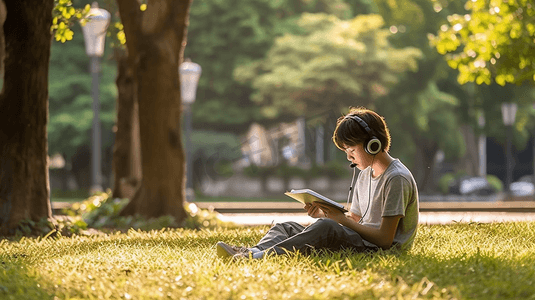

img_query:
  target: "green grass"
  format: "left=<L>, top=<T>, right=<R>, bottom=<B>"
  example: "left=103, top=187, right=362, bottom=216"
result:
left=1, top=222, right=534, bottom=299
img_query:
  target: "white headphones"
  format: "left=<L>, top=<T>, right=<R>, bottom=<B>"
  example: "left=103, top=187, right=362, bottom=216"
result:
left=344, top=115, right=382, bottom=155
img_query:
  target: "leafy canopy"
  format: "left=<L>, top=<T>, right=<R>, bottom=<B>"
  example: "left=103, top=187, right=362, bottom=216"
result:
left=234, top=13, right=423, bottom=119
left=185, top=0, right=361, bottom=131
left=430, top=0, right=535, bottom=86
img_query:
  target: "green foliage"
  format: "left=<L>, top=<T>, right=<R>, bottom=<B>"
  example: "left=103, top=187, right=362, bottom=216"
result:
left=8, top=219, right=56, bottom=238
left=365, top=0, right=469, bottom=172
left=486, top=174, right=503, bottom=193
left=185, top=0, right=363, bottom=132
left=473, top=84, right=535, bottom=148
left=48, top=24, right=117, bottom=158
left=438, top=172, right=456, bottom=195
left=61, top=191, right=237, bottom=232
left=234, top=13, right=422, bottom=120
left=430, top=0, right=535, bottom=86
left=52, top=0, right=90, bottom=43
left=1, top=222, right=535, bottom=299
left=438, top=172, right=503, bottom=195
left=378, top=80, right=465, bottom=166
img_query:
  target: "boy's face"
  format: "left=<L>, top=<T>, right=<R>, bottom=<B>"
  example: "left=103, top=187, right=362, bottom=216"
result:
left=344, top=144, right=373, bottom=171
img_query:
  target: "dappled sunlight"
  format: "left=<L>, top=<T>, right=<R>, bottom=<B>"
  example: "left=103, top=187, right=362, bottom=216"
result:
left=1, top=223, right=534, bottom=298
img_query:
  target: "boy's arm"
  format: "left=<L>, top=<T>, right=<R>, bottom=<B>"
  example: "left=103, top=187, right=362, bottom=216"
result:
left=338, top=214, right=401, bottom=249
left=317, top=203, right=401, bottom=249
left=348, top=212, right=361, bottom=223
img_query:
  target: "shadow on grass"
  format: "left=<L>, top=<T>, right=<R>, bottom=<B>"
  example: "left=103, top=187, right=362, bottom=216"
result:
left=0, top=258, right=53, bottom=300
left=2, top=224, right=534, bottom=299
left=399, top=252, right=535, bottom=299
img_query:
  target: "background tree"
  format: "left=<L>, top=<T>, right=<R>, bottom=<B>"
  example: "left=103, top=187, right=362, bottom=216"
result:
left=115, top=0, right=192, bottom=221
left=370, top=0, right=469, bottom=190
left=429, top=0, right=535, bottom=184
left=185, top=0, right=359, bottom=132
left=0, top=0, right=54, bottom=235
left=430, top=0, right=535, bottom=86
left=233, top=13, right=422, bottom=120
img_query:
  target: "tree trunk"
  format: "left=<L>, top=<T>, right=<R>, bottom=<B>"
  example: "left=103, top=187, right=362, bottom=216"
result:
left=455, top=124, right=479, bottom=176
left=0, top=1, right=5, bottom=76
left=0, top=0, right=53, bottom=235
left=117, top=0, right=192, bottom=221
left=112, top=48, right=141, bottom=200
left=412, top=136, right=439, bottom=193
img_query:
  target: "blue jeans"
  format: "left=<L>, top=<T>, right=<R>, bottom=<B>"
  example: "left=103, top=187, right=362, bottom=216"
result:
left=254, top=219, right=377, bottom=255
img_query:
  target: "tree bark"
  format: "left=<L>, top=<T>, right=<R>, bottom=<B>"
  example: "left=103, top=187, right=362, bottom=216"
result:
left=456, top=124, right=478, bottom=176
left=0, top=0, right=53, bottom=235
left=116, top=0, right=192, bottom=221
left=412, top=136, right=439, bottom=193
left=112, top=48, right=141, bottom=200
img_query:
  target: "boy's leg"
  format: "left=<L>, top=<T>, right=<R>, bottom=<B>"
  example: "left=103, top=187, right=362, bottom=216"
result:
left=254, top=221, right=306, bottom=251
left=267, top=218, right=367, bottom=255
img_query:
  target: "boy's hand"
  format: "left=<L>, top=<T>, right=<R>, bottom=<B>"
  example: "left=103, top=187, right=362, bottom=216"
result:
left=304, top=203, right=324, bottom=218
left=314, top=202, right=346, bottom=223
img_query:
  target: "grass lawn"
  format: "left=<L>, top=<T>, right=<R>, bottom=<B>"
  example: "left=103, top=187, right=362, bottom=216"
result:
left=1, top=222, right=534, bottom=299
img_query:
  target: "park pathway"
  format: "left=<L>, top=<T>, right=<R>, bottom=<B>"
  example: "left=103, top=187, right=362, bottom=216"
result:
left=217, top=211, right=535, bottom=226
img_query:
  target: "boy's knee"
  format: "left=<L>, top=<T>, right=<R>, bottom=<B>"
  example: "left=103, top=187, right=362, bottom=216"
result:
left=307, top=218, right=340, bottom=232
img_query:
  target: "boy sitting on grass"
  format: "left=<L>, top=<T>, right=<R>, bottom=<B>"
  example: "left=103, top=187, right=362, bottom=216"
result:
left=217, top=107, right=419, bottom=259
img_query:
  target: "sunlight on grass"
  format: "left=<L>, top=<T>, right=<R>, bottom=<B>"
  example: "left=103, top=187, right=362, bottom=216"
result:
left=1, top=222, right=534, bottom=299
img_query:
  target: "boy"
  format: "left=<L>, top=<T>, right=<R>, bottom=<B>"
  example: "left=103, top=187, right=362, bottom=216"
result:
left=217, top=107, right=419, bottom=259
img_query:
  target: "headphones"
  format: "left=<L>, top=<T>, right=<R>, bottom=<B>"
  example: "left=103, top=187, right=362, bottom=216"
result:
left=345, top=115, right=382, bottom=155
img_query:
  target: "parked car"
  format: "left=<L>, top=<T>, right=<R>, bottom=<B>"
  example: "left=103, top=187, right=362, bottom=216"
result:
left=510, top=175, right=534, bottom=196
left=449, top=176, right=495, bottom=196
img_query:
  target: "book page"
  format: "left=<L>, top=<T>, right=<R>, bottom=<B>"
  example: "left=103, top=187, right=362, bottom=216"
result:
left=284, top=189, right=347, bottom=212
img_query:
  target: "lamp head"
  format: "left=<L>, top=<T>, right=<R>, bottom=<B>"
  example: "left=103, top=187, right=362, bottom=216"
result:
left=179, top=59, right=202, bottom=104
left=80, top=3, right=111, bottom=57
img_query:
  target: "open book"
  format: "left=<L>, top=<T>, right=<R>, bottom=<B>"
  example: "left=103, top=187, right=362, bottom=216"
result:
left=284, top=189, right=347, bottom=213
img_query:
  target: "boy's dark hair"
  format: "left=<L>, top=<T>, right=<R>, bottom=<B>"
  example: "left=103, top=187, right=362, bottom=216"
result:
left=332, top=107, right=391, bottom=152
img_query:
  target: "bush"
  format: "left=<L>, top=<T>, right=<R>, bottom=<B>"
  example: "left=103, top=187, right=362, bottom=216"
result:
left=60, top=191, right=237, bottom=234
left=486, top=174, right=503, bottom=193
left=438, top=173, right=456, bottom=195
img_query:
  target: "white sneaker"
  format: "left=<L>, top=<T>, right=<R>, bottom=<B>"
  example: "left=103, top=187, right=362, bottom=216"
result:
left=216, top=242, right=251, bottom=258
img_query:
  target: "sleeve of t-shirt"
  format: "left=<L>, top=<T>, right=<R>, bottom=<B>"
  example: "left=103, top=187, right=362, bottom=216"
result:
left=382, top=175, right=411, bottom=217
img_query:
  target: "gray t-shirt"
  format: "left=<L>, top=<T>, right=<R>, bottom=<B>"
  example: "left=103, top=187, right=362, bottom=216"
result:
left=350, top=159, right=419, bottom=250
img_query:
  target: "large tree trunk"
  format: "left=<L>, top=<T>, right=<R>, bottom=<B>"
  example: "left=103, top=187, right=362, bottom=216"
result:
left=112, top=48, right=141, bottom=200
left=117, top=0, right=192, bottom=221
left=0, top=0, right=53, bottom=235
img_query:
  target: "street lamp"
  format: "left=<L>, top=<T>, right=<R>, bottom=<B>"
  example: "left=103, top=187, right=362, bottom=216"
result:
left=81, top=2, right=111, bottom=193
left=179, top=59, right=202, bottom=202
left=501, top=102, right=517, bottom=196
left=478, top=112, right=486, bottom=177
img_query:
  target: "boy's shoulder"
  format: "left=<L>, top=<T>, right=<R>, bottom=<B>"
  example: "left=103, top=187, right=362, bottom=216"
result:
left=384, top=159, right=416, bottom=184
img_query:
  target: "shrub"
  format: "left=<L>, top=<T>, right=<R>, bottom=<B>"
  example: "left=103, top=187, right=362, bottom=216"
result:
left=438, top=173, right=456, bottom=195
left=486, top=174, right=503, bottom=192
left=60, top=191, right=237, bottom=234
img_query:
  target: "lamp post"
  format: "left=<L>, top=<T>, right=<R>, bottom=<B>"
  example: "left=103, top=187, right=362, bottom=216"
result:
left=81, top=2, right=110, bottom=193
left=478, top=112, right=486, bottom=177
left=501, top=102, right=517, bottom=195
left=179, top=59, right=202, bottom=202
